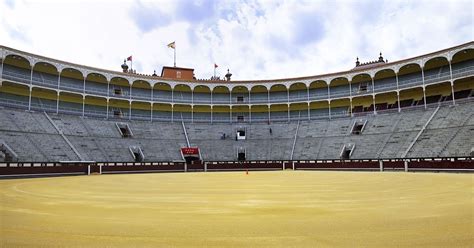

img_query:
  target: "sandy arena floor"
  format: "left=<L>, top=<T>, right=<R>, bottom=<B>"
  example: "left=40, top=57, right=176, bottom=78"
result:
left=0, top=171, right=472, bottom=247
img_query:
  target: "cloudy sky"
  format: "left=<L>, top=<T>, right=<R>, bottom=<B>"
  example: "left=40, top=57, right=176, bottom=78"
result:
left=0, top=0, right=472, bottom=80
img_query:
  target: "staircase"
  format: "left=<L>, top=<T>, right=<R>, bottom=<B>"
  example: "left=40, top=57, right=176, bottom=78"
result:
left=0, top=140, right=18, bottom=162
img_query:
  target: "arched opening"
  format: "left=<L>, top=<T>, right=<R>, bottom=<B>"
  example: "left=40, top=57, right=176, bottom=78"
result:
left=58, top=91, right=83, bottom=114
left=84, top=72, right=107, bottom=96
left=289, top=102, right=308, bottom=120
left=269, top=84, right=287, bottom=103
left=398, top=63, right=422, bottom=89
left=309, top=80, right=328, bottom=100
left=451, top=48, right=474, bottom=79
left=250, top=105, right=269, bottom=122
left=110, top=77, right=130, bottom=99
left=373, top=69, right=397, bottom=93
left=59, top=68, right=84, bottom=92
left=30, top=87, right=57, bottom=112
left=453, top=77, right=474, bottom=100
left=32, top=62, right=59, bottom=88
left=425, top=82, right=452, bottom=104
left=84, top=95, right=107, bottom=118
left=330, top=98, right=350, bottom=117
left=309, top=100, right=329, bottom=119
left=289, top=82, right=307, bottom=102
left=424, top=56, right=450, bottom=85
left=131, top=80, right=152, bottom=101
left=173, top=104, right=192, bottom=121
left=231, top=85, right=249, bottom=104
left=2, top=54, right=32, bottom=84
left=193, top=105, right=211, bottom=122
left=269, top=104, right=288, bottom=121
left=131, top=101, right=151, bottom=120
left=250, top=85, right=268, bottom=104
left=352, top=95, right=373, bottom=114
left=109, top=98, right=130, bottom=119
left=152, top=103, right=172, bottom=121
left=173, top=84, right=192, bottom=103
left=212, top=86, right=230, bottom=104
left=193, top=85, right=211, bottom=104
left=329, top=77, right=350, bottom=99
left=351, top=73, right=372, bottom=96
left=374, top=92, right=398, bottom=112
left=153, top=82, right=172, bottom=101
left=0, top=81, right=30, bottom=108
left=399, top=87, right=424, bottom=108
left=231, top=105, right=249, bottom=122
left=212, top=105, right=230, bottom=122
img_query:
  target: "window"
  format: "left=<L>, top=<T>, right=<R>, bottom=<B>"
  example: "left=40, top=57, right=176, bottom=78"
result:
left=176, top=71, right=181, bottom=78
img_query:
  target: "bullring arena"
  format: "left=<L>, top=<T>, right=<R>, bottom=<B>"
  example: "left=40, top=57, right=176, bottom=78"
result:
left=0, top=41, right=473, bottom=247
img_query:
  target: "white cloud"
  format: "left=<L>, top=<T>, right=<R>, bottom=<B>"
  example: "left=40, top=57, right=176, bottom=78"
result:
left=0, top=0, right=472, bottom=80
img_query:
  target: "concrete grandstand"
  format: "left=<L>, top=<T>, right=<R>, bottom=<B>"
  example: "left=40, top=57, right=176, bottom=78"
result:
left=0, top=42, right=473, bottom=175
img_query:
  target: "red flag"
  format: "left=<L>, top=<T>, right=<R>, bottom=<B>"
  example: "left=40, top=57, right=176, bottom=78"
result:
left=214, top=63, right=218, bottom=68
left=127, top=56, right=132, bottom=61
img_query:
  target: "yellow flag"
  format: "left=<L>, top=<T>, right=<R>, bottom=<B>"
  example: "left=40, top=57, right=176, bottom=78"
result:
left=167, top=41, right=175, bottom=49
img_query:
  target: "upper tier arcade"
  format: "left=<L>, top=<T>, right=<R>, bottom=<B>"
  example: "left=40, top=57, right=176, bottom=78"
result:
left=0, top=42, right=473, bottom=122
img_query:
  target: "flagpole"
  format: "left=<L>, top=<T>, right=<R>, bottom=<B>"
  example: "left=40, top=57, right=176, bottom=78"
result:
left=214, top=66, right=216, bottom=78
left=174, top=48, right=176, bottom=67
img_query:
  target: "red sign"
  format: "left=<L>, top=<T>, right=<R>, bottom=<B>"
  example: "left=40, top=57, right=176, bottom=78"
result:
left=181, top=147, right=199, bottom=155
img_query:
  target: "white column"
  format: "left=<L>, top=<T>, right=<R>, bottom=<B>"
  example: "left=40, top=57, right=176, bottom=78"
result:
left=287, top=104, right=290, bottom=122
left=349, top=98, right=353, bottom=117
left=287, top=89, right=290, bottom=122
left=150, top=88, right=154, bottom=121
left=372, top=77, right=376, bottom=114
left=249, top=106, right=251, bottom=123
left=82, top=96, right=85, bottom=117
left=129, top=101, right=132, bottom=120
left=308, top=102, right=310, bottom=120
left=210, top=105, right=213, bottom=124
left=230, top=105, right=232, bottom=123
left=210, top=90, right=213, bottom=105
left=307, top=86, right=310, bottom=101
left=150, top=103, right=153, bottom=122
left=448, top=61, right=455, bottom=105
left=328, top=101, right=331, bottom=119
left=191, top=105, right=194, bottom=123
left=28, top=66, right=33, bottom=111
left=395, top=73, right=401, bottom=112
left=404, top=160, right=408, bottom=172
left=171, top=89, right=174, bottom=122
left=421, top=67, right=427, bottom=109
left=83, top=77, right=86, bottom=117
left=268, top=104, right=270, bottom=122
left=307, top=87, right=311, bottom=120
left=56, top=73, right=61, bottom=114
left=349, top=80, right=353, bottom=117
left=327, top=84, right=331, bottom=119
left=106, top=99, right=109, bottom=119
left=56, top=92, right=59, bottom=114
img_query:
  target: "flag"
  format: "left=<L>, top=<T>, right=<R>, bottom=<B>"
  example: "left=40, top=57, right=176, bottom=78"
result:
left=127, top=56, right=132, bottom=61
left=214, top=63, right=218, bottom=68
left=167, top=41, right=176, bottom=49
